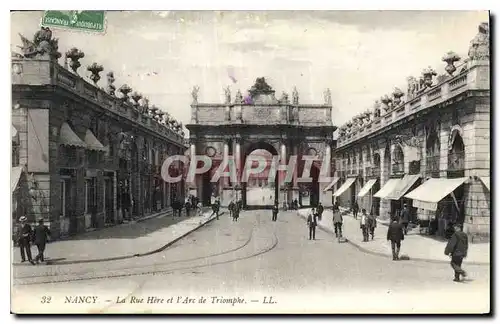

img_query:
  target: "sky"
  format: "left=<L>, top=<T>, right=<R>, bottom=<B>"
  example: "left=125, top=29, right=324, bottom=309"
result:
left=11, top=11, right=488, bottom=136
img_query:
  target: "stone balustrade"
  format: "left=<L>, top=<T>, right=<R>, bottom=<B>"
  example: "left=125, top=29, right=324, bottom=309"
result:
left=337, top=60, right=489, bottom=148
left=191, top=102, right=333, bottom=127
left=11, top=58, right=185, bottom=145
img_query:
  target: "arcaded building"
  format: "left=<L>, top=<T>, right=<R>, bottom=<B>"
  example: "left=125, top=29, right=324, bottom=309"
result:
left=332, top=23, right=490, bottom=240
left=11, top=28, right=186, bottom=238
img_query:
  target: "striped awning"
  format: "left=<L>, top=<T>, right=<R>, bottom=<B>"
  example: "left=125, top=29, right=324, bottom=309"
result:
left=84, top=129, right=107, bottom=152
left=385, top=174, right=421, bottom=200
left=405, top=177, right=468, bottom=211
left=323, top=177, right=340, bottom=192
left=11, top=125, right=18, bottom=140
left=333, top=177, right=356, bottom=197
left=358, top=179, right=378, bottom=198
left=373, top=178, right=400, bottom=199
left=11, top=166, right=24, bottom=193
left=60, top=122, right=86, bottom=147
left=480, top=177, right=490, bottom=191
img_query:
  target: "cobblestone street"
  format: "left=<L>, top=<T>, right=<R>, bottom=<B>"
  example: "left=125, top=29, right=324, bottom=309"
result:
left=12, top=209, right=490, bottom=314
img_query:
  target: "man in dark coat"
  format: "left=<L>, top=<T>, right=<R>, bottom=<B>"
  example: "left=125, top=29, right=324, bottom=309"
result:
left=387, top=218, right=405, bottom=260
left=33, top=218, right=51, bottom=263
left=352, top=201, right=359, bottom=219
left=185, top=200, right=191, bottom=217
left=400, top=204, right=410, bottom=235
left=445, top=224, right=469, bottom=282
left=17, top=216, right=35, bottom=265
left=272, top=203, right=279, bottom=222
left=307, top=208, right=318, bottom=240
left=228, top=200, right=235, bottom=220
left=211, top=199, right=220, bottom=220
left=332, top=206, right=343, bottom=238
left=317, top=203, right=324, bottom=221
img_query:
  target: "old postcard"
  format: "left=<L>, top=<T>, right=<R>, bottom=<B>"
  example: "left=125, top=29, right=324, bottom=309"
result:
left=10, top=10, right=491, bottom=314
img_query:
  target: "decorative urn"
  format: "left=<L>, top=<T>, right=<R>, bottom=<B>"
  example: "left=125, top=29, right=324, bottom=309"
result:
left=87, top=63, right=103, bottom=85
left=442, top=51, right=461, bottom=76
left=422, top=67, right=437, bottom=88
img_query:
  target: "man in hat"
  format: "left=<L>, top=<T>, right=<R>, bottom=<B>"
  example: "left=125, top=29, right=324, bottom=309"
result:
left=400, top=204, right=410, bottom=235
left=307, top=208, right=318, bottom=240
left=445, top=224, right=469, bottom=282
left=33, top=218, right=51, bottom=263
left=387, top=217, right=405, bottom=261
left=16, top=216, right=35, bottom=265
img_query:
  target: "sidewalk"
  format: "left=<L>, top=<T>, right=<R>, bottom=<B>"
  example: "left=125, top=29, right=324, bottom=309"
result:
left=297, top=209, right=490, bottom=265
left=12, top=208, right=222, bottom=266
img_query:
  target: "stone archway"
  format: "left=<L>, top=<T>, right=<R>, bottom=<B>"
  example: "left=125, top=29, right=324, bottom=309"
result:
left=241, top=141, right=279, bottom=209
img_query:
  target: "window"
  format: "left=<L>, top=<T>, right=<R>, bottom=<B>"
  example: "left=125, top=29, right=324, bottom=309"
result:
left=85, top=178, right=96, bottom=214
left=108, top=136, right=114, bottom=157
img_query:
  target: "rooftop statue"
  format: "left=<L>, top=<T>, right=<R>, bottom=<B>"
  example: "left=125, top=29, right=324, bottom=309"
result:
left=468, top=22, right=489, bottom=61
left=324, top=88, right=332, bottom=105
left=292, top=86, right=299, bottom=105
left=249, top=77, right=274, bottom=97
left=18, top=27, right=61, bottom=60
left=191, top=86, right=200, bottom=104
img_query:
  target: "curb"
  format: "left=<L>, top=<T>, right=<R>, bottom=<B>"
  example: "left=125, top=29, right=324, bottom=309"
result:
left=296, top=211, right=490, bottom=266
left=15, top=212, right=220, bottom=266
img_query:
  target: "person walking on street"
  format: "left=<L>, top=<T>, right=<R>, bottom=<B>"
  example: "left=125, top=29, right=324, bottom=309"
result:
left=317, top=202, right=324, bottom=221
left=445, top=224, right=469, bottom=282
left=16, top=216, right=35, bottom=265
left=197, top=201, right=203, bottom=216
left=228, top=200, right=235, bottom=220
left=332, top=206, right=343, bottom=238
left=272, top=203, right=279, bottom=222
left=367, top=212, right=377, bottom=240
left=387, top=218, right=405, bottom=260
left=360, top=209, right=369, bottom=242
left=400, top=204, right=410, bottom=235
left=211, top=199, right=220, bottom=220
left=233, top=202, right=240, bottom=221
left=352, top=201, right=359, bottom=219
left=185, top=200, right=191, bottom=217
left=307, top=208, right=318, bottom=240
left=33, top=218, right=51, bottom=264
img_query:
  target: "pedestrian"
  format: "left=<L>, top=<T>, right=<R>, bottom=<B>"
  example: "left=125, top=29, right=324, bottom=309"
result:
left=317, top=202, right=324, bottom=221
left=233, top=202, right=240, bottom=222
left=16, top=216, right=35, bottom=265
left=307, top=208, right=318, bottom=240
left=400, top=204, right=410, bottom=235
left=197, top=201, right=203, bottom=216
left=211, top=199, right=220, bottom=220
left=387, top=218, right=405, bottom=260
left=444, top=224, right=469, bottom=282
left=272, top=203, right=279, bottom=221
left=33, top=218, right=51, bottom=264
left=332, top=205, right=343, bottom=238
left=185, top=200, right=191, bottom=217
left=228, top=200, right=235, bottom=220
left=360, top=208, right=369, bottom=242
left=352, top=201, right=359, bottom=219
left=367, top=212, right=377, bottom=240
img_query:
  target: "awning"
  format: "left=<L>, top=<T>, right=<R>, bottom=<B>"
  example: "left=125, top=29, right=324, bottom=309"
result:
left=323, top=177, right=340, bottom=192
left=11, top=125, right=18, bottom=140
left=480, top=177, right=490, bottom=191
left=373, top=178, right=400, bottom=199
left=84, top=129, right=107, bottom=152
left=385, top=174, right=421, bottom=200
left=404, top=177, right=468, bottom=211
left=60, top=122, right=86, bottom=147
left=11, top=166, right=24, bottom=193
left=358, top=179, right=378, bottom=198
left=332, top=177, right=356, bottom=197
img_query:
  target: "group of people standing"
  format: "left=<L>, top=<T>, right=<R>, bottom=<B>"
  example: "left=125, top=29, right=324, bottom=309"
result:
left=14, top=216, right=51, bottom=265
left=228, top=199, right=242, bottom=221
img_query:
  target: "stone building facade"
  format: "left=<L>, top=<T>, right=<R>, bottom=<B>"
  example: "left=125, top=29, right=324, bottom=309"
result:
left=333, top=23, right=490, bottom=240
left=186, top=78, right=336, bottom=208
left=11, top=28, right=186, bottom=239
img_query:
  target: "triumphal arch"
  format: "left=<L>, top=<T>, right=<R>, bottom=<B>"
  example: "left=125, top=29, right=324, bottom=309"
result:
left=186, top=78, right=336, bottom=208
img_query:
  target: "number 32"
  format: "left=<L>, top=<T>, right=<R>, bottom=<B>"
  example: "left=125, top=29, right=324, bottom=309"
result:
left=41, top=296, right=52, bottom=304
